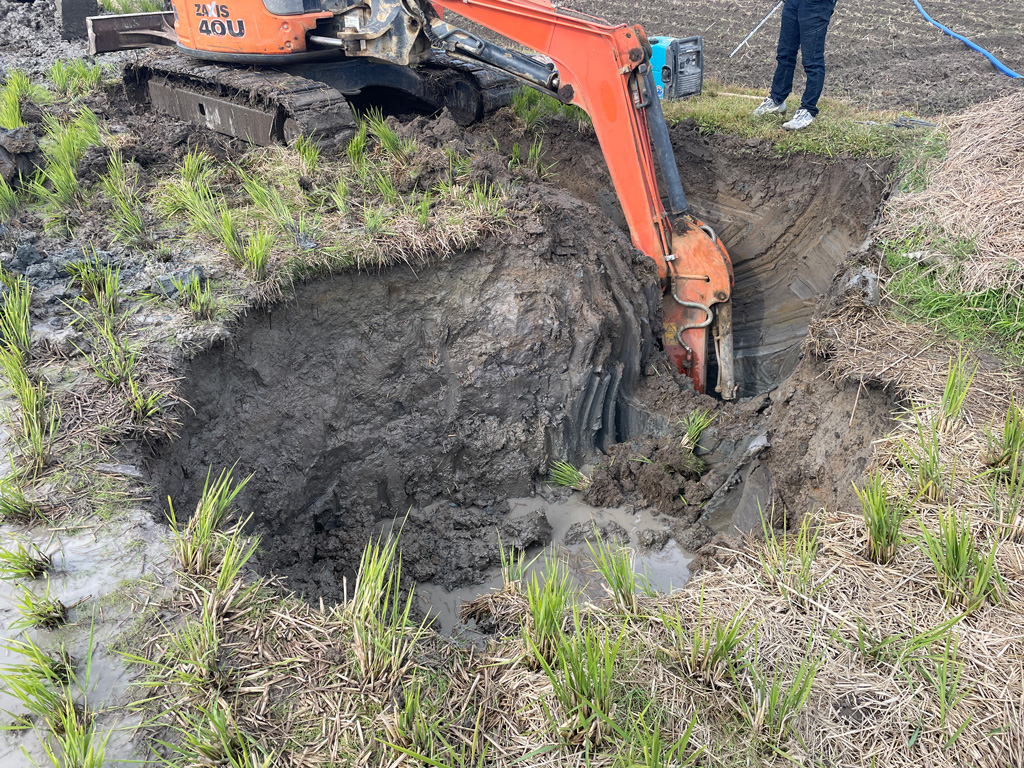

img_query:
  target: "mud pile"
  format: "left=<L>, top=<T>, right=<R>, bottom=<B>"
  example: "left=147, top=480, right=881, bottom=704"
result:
left=0, top=0, right=89, bottom=78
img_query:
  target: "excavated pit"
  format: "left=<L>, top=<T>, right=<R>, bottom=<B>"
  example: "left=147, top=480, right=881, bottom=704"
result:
left=151, top=125, right=892, bottom=610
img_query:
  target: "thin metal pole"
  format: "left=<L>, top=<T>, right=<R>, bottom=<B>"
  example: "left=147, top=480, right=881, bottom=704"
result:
left=729, top=0, right=785, bottom=58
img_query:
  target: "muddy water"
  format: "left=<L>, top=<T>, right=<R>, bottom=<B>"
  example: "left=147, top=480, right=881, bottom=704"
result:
left=415, top=494, right=696, bottom=636
left=0, top=428, right=173, bottom=768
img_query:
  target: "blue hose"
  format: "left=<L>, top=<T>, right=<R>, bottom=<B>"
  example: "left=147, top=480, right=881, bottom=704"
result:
left=912, top=0, right=1023, bottom=81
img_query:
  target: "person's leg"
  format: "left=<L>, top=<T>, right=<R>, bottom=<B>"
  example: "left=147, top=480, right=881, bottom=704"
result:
left=797, top=0, right=836, bottom=116
left=769, top=0, right=802, bottom=104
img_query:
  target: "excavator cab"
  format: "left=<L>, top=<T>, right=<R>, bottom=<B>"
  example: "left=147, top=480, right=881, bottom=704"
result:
left=88, top=0, right=737, bottom=399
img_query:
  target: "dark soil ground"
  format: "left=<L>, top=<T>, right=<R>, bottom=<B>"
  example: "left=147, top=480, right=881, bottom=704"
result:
left=547, top=0, right=1024, bottom=116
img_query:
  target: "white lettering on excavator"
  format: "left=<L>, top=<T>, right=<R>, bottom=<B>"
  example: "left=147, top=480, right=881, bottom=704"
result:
left=194, top=3, right=246, bottom=37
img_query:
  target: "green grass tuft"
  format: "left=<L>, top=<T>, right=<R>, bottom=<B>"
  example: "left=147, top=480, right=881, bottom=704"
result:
left=529, top=607, right=624, bottom=748
left=854, top=471, right=906, bottom=564
left=588, top=531, right=641, bottom=614
left=0, top=177, right=18, bottom=221
left=99, top=149, right=148, bottom=246
left=522, top=555, right=574, bottom=667
left=166, top=466, right=251, bottom=577
left=757, top=509, right=826, bottom=611
left=348, top=532, right=426, bottom=685
left=0, top=476, right=45, bottom=524
left=915, top=506, right=1003, bottom=612
left=48, top=59, right=103, bottom=98
left=679, top=408, right=716, bottom=451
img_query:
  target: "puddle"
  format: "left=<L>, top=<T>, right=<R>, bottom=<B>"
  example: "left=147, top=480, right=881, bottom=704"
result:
left=415, top=495, right=696, bottom=636
left=0, top=505, right=173, bottom=768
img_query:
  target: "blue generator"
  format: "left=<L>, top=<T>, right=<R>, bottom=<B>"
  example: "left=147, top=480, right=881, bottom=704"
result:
left=648, top=35, right=704, bottom=99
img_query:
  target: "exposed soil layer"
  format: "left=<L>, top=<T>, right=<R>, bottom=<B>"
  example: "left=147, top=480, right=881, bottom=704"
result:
left=564, top=0, right=1024, bottom=116
left=483, top=116, right=895, bottom=398
left=151, top=189, right=664, bottom=600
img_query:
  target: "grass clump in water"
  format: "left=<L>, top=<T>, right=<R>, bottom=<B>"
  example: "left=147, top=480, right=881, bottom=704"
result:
left=13, top=581, right=68, bottom=629
left=0, top=539, right=51, bottom=581
left=0, top=477, right=45, bottom=524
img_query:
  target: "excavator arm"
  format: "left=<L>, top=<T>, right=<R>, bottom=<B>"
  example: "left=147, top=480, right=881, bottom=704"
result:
left=426, top=0, right=737, bottom=398
left=87, top=0, right=737, bottom=397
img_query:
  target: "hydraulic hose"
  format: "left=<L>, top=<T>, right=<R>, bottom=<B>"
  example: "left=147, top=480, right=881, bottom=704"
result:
left=911, top=0, right=1023, bottom=81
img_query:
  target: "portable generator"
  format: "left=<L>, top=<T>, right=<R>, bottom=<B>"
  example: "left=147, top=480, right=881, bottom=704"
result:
left=648, top=36, right=703, bottom=99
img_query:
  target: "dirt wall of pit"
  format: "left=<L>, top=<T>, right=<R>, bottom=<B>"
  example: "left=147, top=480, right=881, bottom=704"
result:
left=150, top=188, right=664, bottom=598
left=482, top=119, right=894, bottom=397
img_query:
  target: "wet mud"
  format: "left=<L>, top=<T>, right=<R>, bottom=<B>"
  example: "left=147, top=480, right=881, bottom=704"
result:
left=148, top=114, right=895, bottom=620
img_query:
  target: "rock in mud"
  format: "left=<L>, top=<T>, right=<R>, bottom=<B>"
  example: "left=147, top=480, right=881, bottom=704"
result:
left=637, top=527, right=669, bottom=551
left=1, top=127, right=43, bottom=182
left=500, top=505, right=553, bottom=550
left=564, top=520, right=629, bottom=546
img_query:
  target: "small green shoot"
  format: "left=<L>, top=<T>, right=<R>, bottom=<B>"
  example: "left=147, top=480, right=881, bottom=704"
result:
left=896, top=410, right=946, bottom=503
left=679, top=408, right=716, bottom=451
left=757, top=509, right=826, bottom=612
left=662, top=593, right=752, bottom=688
left=0, top=177, right=18, bottom=221
left=67, top=251, right=121, bottom=318
left=172, top=273, right=216, bottom=320
left=734, top=638, right=821, bottom=745
left=937, top=354, right=976, bottom=433
left=294, top=134, right=320, bottom=174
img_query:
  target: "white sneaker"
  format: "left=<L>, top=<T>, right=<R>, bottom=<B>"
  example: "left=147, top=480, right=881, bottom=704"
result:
left=752, top=97, right=786, bottom=117
left=783, top=108, right=815, bottom=130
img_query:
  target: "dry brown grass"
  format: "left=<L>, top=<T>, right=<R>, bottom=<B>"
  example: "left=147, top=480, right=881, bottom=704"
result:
left=881, top=92, right=1024, bottom=294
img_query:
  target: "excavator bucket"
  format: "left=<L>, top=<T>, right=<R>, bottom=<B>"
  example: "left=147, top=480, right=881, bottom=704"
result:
left=663, top=220, right=737, bottom=399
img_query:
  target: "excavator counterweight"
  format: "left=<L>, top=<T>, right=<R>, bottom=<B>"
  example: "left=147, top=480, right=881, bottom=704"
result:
left=87, top=0, right=737, bottom=398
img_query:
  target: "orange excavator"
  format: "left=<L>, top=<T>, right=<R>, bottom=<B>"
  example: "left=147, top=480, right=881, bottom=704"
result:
left=88, top=0, right=738, bottom=399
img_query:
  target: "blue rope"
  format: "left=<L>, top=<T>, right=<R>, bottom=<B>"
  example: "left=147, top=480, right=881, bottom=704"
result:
left=912, top=0, right=1023, bottom=81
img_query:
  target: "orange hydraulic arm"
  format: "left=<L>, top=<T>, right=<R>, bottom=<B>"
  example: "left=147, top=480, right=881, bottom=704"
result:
left=431, top=0, right=737, bottom=398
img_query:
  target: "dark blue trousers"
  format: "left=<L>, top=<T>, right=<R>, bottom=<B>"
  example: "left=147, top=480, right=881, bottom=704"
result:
left=769, top=0, right=836, bottom=117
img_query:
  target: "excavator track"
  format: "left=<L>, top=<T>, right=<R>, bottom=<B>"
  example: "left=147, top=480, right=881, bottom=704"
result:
left=125, top=50, right=516, bottom=146
left=126, top=51, right=357, bottom=147
left=418, top=54, right=518, bottom=125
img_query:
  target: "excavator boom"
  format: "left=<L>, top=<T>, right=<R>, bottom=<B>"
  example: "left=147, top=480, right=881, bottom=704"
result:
left=87, top=0, right=737, bottom=397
